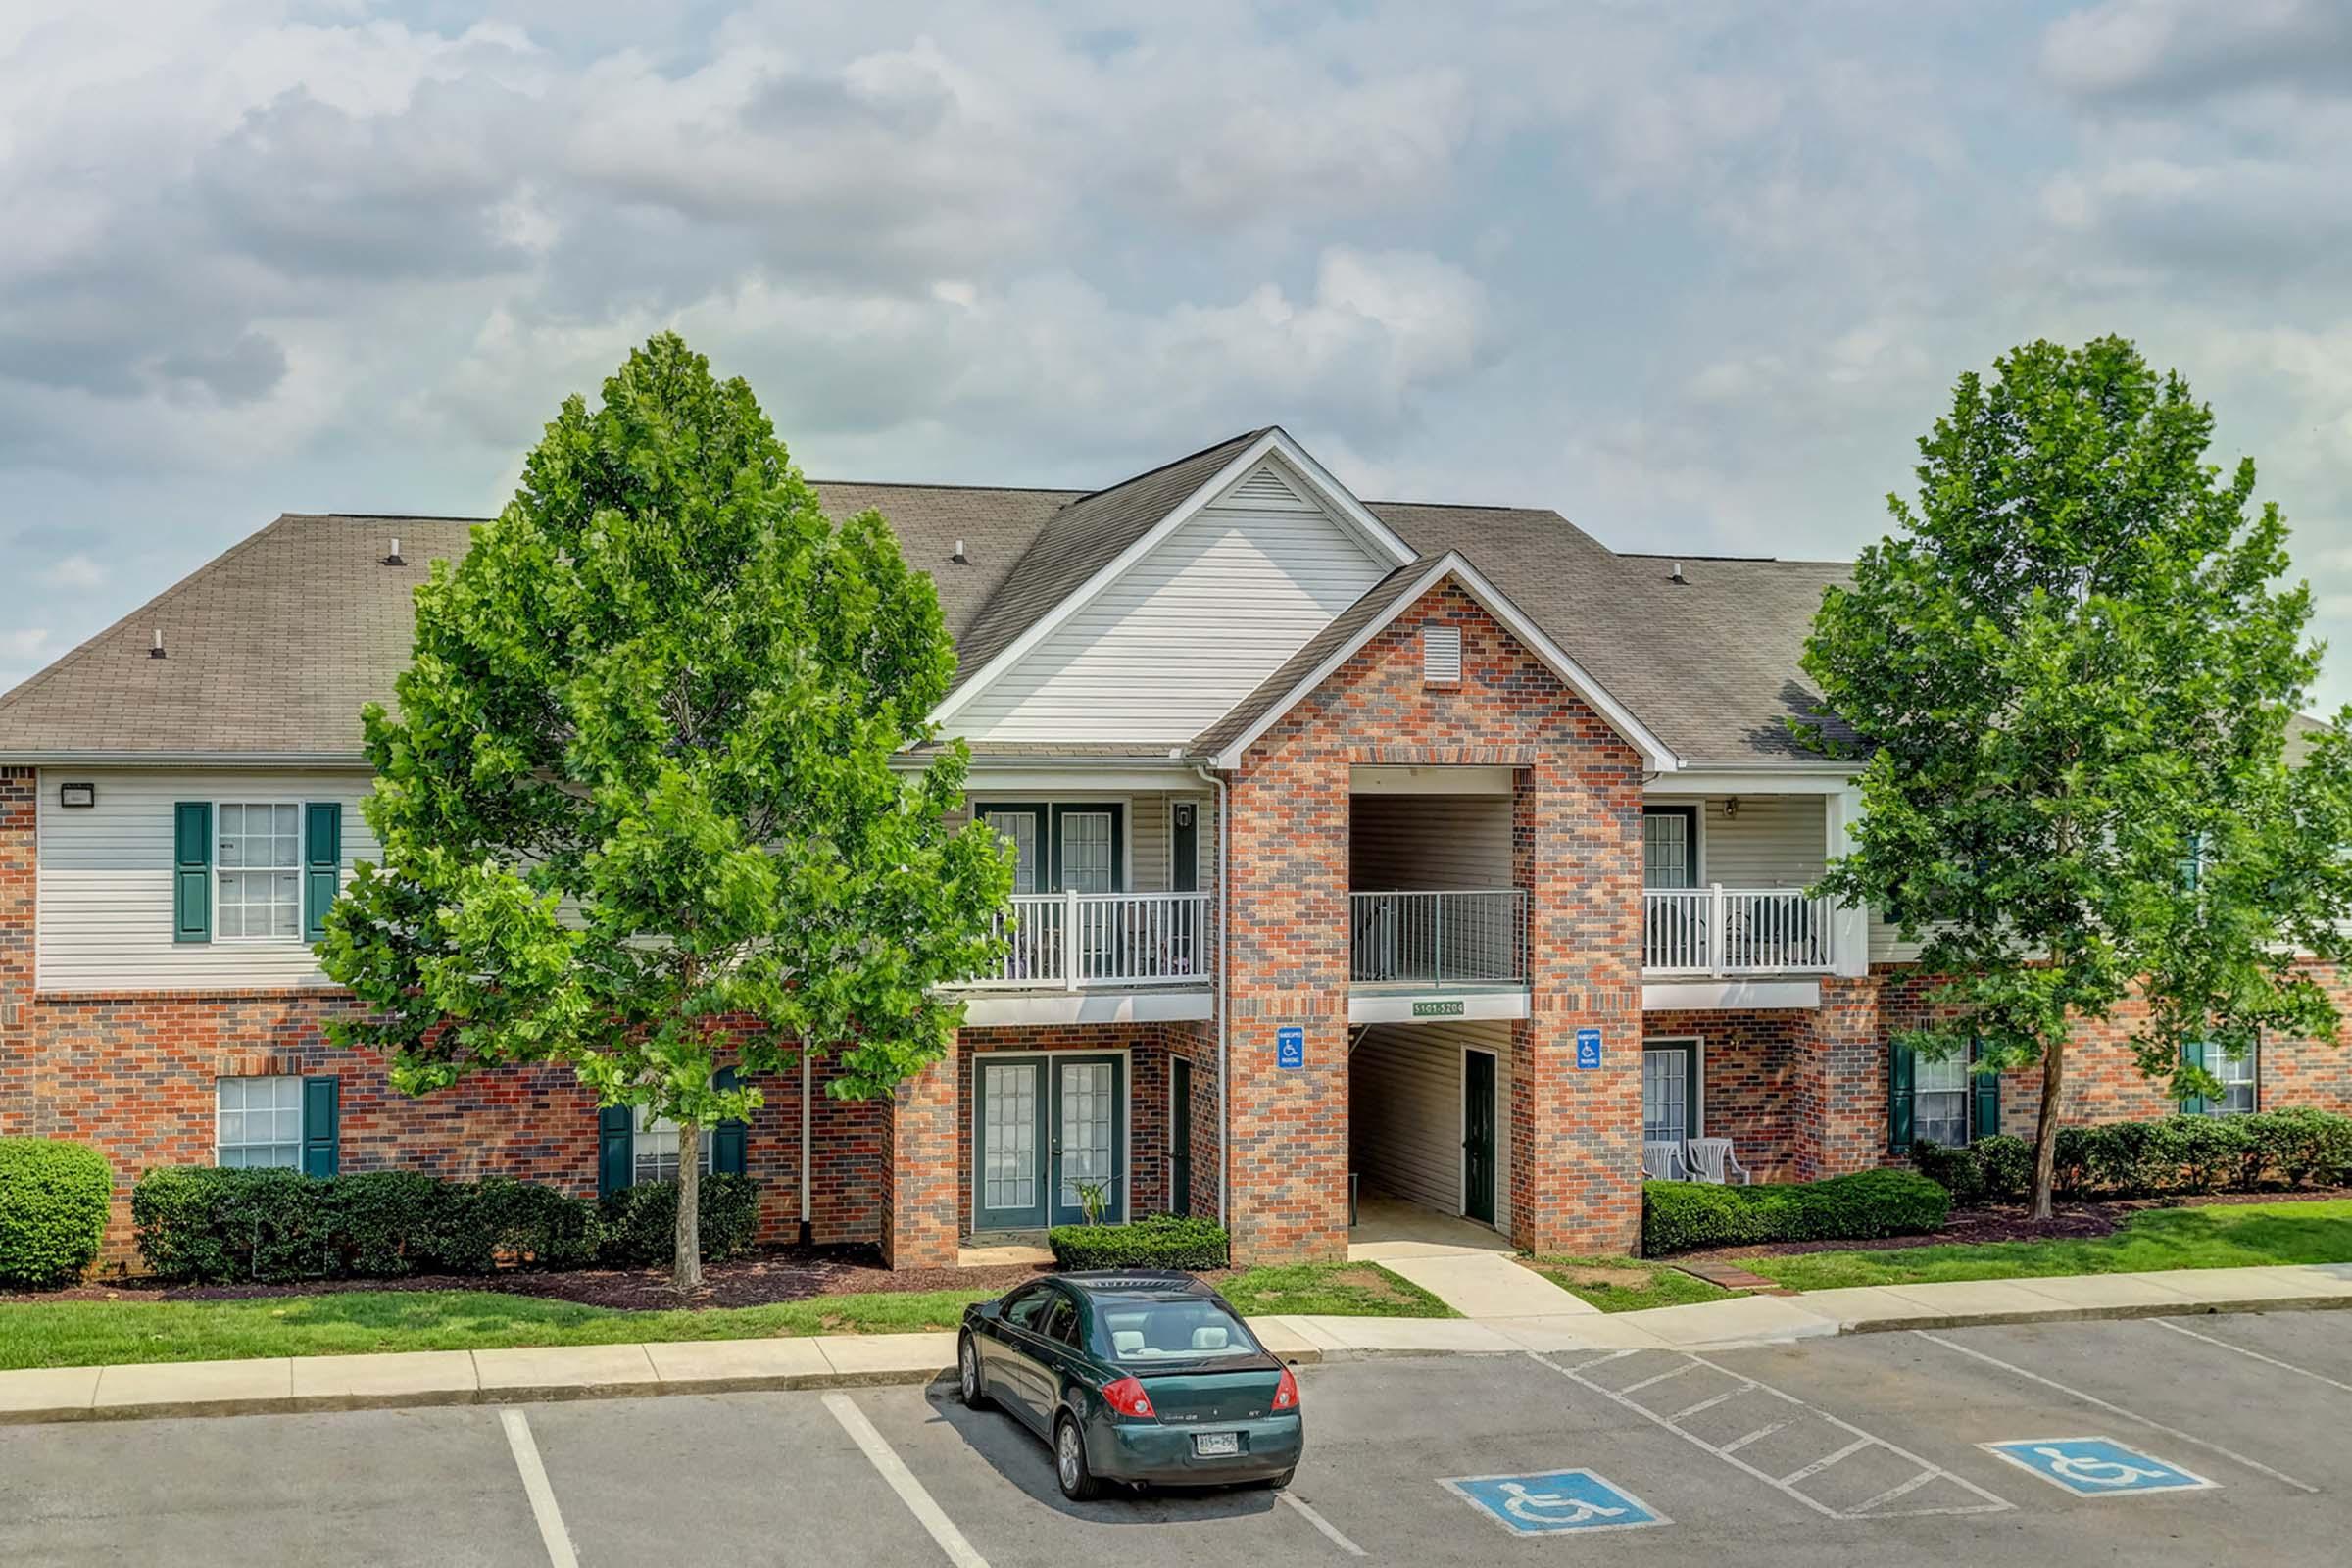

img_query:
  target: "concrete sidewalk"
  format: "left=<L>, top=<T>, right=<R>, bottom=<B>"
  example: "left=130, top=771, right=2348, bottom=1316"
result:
left=4, top=1262, right=2349, bottom=1425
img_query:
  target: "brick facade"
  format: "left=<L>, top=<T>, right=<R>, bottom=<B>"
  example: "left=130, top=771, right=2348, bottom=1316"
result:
left=1223, top=578, right=1647, bottom=1262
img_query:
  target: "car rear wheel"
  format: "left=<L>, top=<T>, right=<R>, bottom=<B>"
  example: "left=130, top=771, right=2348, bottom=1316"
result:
left=956, top=1332, right=991, bottom=1410
left=1253, top=1468, right=1296, bottom=1491
left=1054, top=1414, right=1101, bottom=1501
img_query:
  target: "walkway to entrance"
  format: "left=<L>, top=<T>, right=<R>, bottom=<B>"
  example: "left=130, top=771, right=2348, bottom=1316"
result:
left=1348, top=1192, right=1598, bottom=1320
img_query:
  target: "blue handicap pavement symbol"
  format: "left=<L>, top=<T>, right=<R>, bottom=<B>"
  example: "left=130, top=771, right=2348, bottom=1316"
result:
left=1983, top=1438, right=2217, bottom=1497
left=1441, top=1469, right=1667, bottom=1535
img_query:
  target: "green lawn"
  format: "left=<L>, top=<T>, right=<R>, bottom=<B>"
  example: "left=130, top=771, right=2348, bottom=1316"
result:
left=1525, top=1255, right=1743, bottom=1313
left=0, top=1261, right=1449, bottom=1371
left=1214, top=1262, right=1456, bottom=1319
left=1752, top=1199, right=2352, bottom=1293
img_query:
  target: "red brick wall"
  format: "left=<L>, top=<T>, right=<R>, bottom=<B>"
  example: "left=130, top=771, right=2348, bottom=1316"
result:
left=1640, top=1009, right=1811, bottom=1181
left=1223, top=579, right=1646, bottom=1262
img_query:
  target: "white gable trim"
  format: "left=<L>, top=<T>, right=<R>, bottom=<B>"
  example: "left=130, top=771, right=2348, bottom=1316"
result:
left=1207, top=551, right=1682, bottom=773
left=929, top=428, right=1416, bottom=728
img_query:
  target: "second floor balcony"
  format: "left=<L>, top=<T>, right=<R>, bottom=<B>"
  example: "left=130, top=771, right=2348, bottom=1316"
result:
left=1348, top=889, right=1528, bottom=988
left=968, top=890, right=1210, bottom=991
left=1643, top=885, right=1834, bottom=976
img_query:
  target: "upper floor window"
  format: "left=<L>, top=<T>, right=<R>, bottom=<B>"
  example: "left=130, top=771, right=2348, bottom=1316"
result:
left=216, top=803, right=302, bottom=940
left=1642, top=808, right=1696, bottom=889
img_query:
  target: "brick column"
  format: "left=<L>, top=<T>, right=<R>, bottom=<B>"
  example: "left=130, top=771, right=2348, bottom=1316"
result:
left=0, top=769, right=34, bottom=1119
left=1799, top=974, right=1889, bottom=1177
left=1223, top=758, right=1350, bottom=1265
left=879, top=1042, right=960, bottom=1268
left=1509, top=756, right=1643, bottom=1255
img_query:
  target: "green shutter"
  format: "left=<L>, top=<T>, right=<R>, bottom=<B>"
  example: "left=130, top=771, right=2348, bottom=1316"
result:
left=173, top=802, right=212, bottom=943
left=712, top=1066, right=748, bottom=1177
left=301, top=1076, right=340, bottom=1177
left=598, top=1104, right=633, bottom=1196
left=1888, top=1042, right=1916, bottom=1152
left=2180, top=1040, right=2211, bottom=1116
left=302, top=802, right=341, bottom=944
left=1970, top=1036, right=2000, bottom=1138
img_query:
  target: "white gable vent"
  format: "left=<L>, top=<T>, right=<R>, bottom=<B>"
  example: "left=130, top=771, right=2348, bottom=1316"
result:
left=1421, top=623, right=1462, bottom=686
left=1227, top=462, right=1309, bottom=509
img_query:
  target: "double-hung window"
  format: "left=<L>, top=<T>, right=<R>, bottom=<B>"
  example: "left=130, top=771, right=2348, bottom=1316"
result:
left=1913, top=1053, right=1970, bottom=1149
left=216, top=803, right=302, bottom=939
left=631, top=1104, right=717, bottom=1186
left=216, top=1074, right=339, bottom=1173
left=2185, top=1041, right=2257, bottom=1116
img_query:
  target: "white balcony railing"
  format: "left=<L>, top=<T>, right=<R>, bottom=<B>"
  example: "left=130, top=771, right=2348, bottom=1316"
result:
left=967, top=890, right=1211, bottom=991
left=1644, top=885, right=1833, bottom=975
left=1349, top=890, right=1528, bottom=986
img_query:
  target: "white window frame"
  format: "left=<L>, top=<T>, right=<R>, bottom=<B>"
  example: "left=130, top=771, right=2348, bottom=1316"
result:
left=1914, top=1049, right=1971, bottom=1148
left=210, top=798, right=310, bottom=945
left=1641, top=1035, right=1704, bottom=1145
left=969, top=797, right=1135, bottom=895
left=631, top=1102, right=717, bottom=1186
left=2211, top=1045, right=2257, bottom=1117
left=216, top=1075, right=304, bottom=1169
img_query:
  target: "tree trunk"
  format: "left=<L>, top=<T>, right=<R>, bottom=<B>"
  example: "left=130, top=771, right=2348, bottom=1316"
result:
left=2031, top=1035, right=2066, bottom=1221
left=673, top=1119, right=705, bottom=1294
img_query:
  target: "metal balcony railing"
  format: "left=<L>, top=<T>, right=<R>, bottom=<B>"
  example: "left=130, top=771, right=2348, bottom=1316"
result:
left=967, top=891, right=1211, bottom=990
left=1644, top=885, right=1832, bottom=975
left=1348, top=889, right=1528, bottom=986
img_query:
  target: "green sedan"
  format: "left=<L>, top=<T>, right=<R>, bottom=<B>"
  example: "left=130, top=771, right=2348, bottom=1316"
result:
left=956, top=1270, right=1304, bottom=1500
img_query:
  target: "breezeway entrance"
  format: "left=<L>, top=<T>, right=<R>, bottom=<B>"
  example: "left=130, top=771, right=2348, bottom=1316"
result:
left=1346, top=1017, right=1513, bottom=1240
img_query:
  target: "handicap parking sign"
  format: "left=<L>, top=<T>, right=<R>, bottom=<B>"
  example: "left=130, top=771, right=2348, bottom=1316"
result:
left=1441, top=1469, right=1667, bottom=1535
left=1983, top=1438, right=2216, bottom=1498
left=1276, top=1027, right=1304, bottom=1069
left=1575, top=1027, right=1602, bottom=1070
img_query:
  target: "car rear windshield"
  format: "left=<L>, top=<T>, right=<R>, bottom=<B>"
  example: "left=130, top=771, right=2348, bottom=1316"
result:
left=1091, top=1296, right=1258, bottom=1363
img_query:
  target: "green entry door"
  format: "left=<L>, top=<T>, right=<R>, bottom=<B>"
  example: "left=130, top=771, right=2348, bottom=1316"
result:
left=1463, top=1050, right=1497, bottom=1225
left=975, top=1054, right=1127, bottom=1231
left=1169, top=1057, right=1193, bottom=1216
left=1049, top=1055, right=1125, bottom=1227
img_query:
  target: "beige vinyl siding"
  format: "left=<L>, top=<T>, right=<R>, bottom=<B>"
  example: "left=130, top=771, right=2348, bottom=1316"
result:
left=1870, top=911, right=1927, bottom=964
left=954, top=461, right=1390, bottom=744
left=1349, top=794, right=1513, bottom=890
left=1348, top=1019, right=1511, bottom=1233
left=1644, top=795, right=1827, bottom=889
left=36, top=767, right=379, bottom=992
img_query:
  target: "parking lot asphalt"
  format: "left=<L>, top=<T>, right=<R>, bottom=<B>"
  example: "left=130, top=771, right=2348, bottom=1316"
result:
left=6, top=1310, right=2351, bottom=1567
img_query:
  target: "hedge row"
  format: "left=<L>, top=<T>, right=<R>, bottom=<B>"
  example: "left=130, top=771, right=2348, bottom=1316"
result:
left=1048, top=1215, right=1230, bottom=1271
left=132, top=1167, right=761, bottom=1284
left=1913, top=1108, right=2352, bottom=1203
left=0, top=1139, right=114, bottom=1288
left=1643, top=1169, right=1950, bottom=1255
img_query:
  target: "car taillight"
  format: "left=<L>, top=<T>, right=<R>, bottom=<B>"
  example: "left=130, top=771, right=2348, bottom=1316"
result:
left=1101, top=1376, right=1156, bottom=1419
left=1272, top=1367, right=1299, bottom=1411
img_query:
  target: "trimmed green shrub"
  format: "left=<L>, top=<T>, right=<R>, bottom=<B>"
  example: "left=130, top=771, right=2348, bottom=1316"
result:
left=134, top=1166, right=610, bottom=1284
left=1048, top=1214, right=1230, bottom=1271
left=1911, top=1109, right=2352, bottom=1202
left=596, top=1174, right=761, bottom=1267
left=0, top=1138, right=114, bottom=1288
left=1643, top=1169, right=1950, bottom=1255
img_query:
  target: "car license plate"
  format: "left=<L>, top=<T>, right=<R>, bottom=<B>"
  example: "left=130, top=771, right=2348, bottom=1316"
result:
left=1194, top=1432, right=1241, bottom=1457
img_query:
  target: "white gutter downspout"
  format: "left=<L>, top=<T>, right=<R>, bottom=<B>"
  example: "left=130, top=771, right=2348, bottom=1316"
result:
left=800, top=1049, right=812, bottom=1243
left=1194, top=763, right=1230, bottom=1229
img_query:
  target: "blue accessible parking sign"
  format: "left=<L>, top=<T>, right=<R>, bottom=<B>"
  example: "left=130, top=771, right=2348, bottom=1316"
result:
left=1441, top=1470, right=1667, bottom=1535
left=1276, top=1027, right=1304, bottom=1069
left=1575, top=1027, right=1602, bottom=1070
left=1982, top=1438, right=2217, bottom=1498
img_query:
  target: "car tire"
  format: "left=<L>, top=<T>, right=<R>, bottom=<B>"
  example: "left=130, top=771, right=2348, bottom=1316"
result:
left=956, top=1332, right=991, bottom=1411
left=1254, top=1469, right=1296, bottom=1491
left=1054, top=1413, right=1101, bottom=1501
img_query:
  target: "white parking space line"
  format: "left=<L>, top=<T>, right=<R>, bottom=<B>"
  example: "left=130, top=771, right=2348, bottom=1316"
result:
left=1280, top=1491, right=1369, bottom=1557
left=2151, top=1317, right=2352, bottom=1395
left=499, top=1408, right=581, bottom=1568
left=1914, top=1331, right=2318, bottom=1494
left=1535, top=1351, right=2012, bottom=1519
left=823, top=1394, right=991, bottom=1568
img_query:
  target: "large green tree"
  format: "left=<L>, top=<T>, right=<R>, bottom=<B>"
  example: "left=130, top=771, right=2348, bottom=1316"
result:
left=322, top=332, right=1012, bottom=1289
left=1798, top=335, right=2352, bottom=1218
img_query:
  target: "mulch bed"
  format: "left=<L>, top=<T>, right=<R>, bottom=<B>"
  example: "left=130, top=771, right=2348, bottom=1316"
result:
left=4, top=1243, right=1054, bottom=1312
left=1672, top=1186, right=2352, bottom=1265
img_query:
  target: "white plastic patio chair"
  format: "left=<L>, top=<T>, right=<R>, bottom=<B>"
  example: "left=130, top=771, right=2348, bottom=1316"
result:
left=1642, top=1140, right=1688, bottom=1181
left=1682, top=1138, right=1751, bottom=1185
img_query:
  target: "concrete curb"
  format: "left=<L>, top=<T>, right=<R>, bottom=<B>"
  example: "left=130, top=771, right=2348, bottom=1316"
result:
left=1835, top=1292, right=2352, bottom=1337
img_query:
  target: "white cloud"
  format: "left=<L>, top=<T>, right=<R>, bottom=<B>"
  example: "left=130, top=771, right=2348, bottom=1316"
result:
left=42, top=554, right=107, bottom=590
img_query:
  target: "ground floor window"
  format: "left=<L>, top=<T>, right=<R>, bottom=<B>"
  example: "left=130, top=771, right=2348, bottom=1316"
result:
left=632, top=1105, right=716, bottom=1186
left=2186, top=1041, right=2258, bottom=1116
left=1642, top=1042, right=1699, bottom=1143
left=1914, top=1051, right=1970, bottom=1149
left=217, top=1075, right=303, bottom=1168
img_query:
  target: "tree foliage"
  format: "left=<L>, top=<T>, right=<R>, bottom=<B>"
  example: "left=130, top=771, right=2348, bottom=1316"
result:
left=320, top=332, right=1012, bottom=1282
left=1796, top=335, right=2352, bottom=1212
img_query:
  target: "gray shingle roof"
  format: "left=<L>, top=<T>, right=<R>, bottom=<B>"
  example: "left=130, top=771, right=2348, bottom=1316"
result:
left=0, top=449, right=1854, bottom=764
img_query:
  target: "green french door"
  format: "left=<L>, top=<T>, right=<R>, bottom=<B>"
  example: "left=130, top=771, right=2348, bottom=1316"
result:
left=1462, top=1050, right=1497, bottom=1225
left=974, top=1054, right=1127, bottom=1231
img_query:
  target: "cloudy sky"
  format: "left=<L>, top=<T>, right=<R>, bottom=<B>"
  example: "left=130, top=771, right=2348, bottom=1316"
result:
left=5, top=0, right=2351, bottom=707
